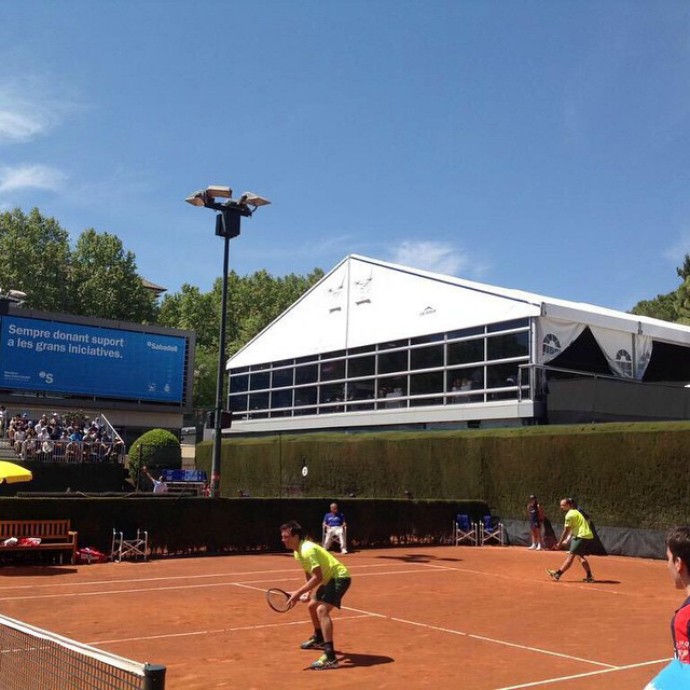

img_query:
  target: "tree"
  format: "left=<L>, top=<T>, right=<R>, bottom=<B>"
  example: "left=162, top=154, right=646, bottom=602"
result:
left=630, top=253, right=690, bottom=323
left=69, top=229, right=157, bottom=322
left=677, top=255, right=690, bottom=280
left=630, top=293, right=678, bottom=322
left=128, top=428, right=182, bottom=482
left=158, top=284, right=217, bottom=349
left=158, top=268, right=324, bottom=409
left=0, top=208, right=72, bottom=311
left=225, top=268, right=324, bottom=353
left=675, top=277, right=690, bottom=325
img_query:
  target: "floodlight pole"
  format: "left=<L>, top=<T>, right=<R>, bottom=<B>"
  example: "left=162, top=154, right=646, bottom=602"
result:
left=209, top=202, right=251, bottom=499
left=186, top=188, right=269, bottom=499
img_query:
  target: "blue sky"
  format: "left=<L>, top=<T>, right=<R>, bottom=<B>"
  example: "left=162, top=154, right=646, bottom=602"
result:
left=1, top=2, right=689, bottom=312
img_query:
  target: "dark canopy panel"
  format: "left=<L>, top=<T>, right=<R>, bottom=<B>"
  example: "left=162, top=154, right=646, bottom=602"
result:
left=547, top=328, right=611, bottom=377
left=643, top=341, right=690, bottom=382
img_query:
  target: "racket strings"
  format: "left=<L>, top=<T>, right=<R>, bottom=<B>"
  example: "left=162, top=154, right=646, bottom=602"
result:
left=266, top=588, right=291, bottom=612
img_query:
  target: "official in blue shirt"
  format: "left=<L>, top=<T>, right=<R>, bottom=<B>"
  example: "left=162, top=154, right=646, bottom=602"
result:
left=322, top=502, right=348, bottom=554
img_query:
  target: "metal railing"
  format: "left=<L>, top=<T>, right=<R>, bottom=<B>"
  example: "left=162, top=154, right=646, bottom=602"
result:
left=7, top=438, right=126, bottom=464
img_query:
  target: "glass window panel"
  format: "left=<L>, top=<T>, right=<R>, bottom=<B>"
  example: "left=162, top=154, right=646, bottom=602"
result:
left=348, top=345, right=375, bottom=356
left=295, top=355, right=317, bottom=365
left=271, top=389, right=293, bottom=409
left=272, top=367, right=294, bottom=388
left=320, top=359, right=345, bottom=381
left=295, top=364, right=318, bottom=385
left=487, top=332, right=529, bottom=361
left=347, top=379, right=375, bottom=402
left=249, top=371, right=270, bottom=391
left=319, top=383, right=345, bottom=405
left=411, top=332, right=444, bottom=345
left=447, top=339, right=484, bottom=366
left=378, top=376, right=407, bottom=408
left=273, top=358, right=294, bottom=368
left=447, top=367, right=484, bottom=403
left=229, top=394, right=248, bottom=412
left=248, top=392, right=269, bottom=410
left=349, top=355, right=375, bottom=378
left=294, top=386, right=317, bottom=408
left=410, top=371, right=444, bottom=396
left=321, top=350, right=345, bottom=360
left=410, top=344, right=443, bottom=370
left=378, top=349, right=408, bottom=374
left=447, top=326, right=483, bottom=340
left=487, top=363, right=520, bottom=389
left=229, top=374, right=249, bottom=393
left=487, top=318, right=529, bottom=333
left=379, top=340, right=408, bottom=350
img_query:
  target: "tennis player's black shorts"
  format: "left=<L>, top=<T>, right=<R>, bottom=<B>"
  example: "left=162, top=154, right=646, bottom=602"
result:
left=569, top=537, right=593, bottom=555
left=316, top=577, right=351, bottom=608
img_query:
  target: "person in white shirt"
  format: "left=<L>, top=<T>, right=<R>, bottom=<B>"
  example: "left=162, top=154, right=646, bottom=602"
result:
left=142, top=466, right=168, bottom=494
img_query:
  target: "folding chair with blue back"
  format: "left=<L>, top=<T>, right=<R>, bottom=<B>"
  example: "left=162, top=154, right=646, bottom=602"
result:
left=453, top=514, right=478, bottom=546
left=479, top=514, right=505, bottom=545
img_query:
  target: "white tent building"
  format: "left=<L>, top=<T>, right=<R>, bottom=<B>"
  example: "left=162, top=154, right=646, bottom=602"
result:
left=226, top=255, right=690, bottom=434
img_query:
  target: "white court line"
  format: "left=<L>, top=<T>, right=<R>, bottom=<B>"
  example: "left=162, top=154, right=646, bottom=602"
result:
left=412, top=562, right=656, bottom=598
left=0, top=560, right=648, bottom=676
left=0, top=562, right=397, bottom=591
left=493, top=657, right=670, bottom=689
left=87, top=614, right=373, bottom=647
left=343, top=605, right=614, bottom=669
left=0, top=567, right=455, bottom=602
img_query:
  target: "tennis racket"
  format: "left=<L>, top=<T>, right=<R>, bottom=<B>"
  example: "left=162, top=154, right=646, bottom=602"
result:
left=266, top=588, right=293, bottom=613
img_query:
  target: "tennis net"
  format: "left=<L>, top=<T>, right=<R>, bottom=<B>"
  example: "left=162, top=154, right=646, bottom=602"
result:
left=0, top=613, right=166, bottom=689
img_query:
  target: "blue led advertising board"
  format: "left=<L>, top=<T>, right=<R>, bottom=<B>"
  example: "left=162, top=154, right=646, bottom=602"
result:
left=0, top=316, right=187, bottom=403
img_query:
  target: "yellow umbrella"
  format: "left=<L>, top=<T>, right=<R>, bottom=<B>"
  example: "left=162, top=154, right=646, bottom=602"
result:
left=0, top=461, right=32, bottom=484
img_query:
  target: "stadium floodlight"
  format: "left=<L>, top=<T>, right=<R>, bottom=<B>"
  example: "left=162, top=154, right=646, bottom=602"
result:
left=184, top=183, right=270, bottom=498
left=206, top=185, right=233, bottom=199
left=184, top=190, right=208, bottom=207
left=239, top=192, right=271, bottom=208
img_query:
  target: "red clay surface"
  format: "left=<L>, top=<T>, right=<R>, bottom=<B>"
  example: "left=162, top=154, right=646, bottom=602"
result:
left=0, top=545, right=677, bottom=689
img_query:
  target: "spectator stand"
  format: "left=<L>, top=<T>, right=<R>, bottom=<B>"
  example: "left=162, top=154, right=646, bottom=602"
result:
left=161, top=469, right=208, bottom=496
left=1, top=411, right=125, bottom=465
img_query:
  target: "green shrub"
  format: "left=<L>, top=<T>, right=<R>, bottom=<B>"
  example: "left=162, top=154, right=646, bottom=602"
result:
left=128, top=428, right=181, bottom=477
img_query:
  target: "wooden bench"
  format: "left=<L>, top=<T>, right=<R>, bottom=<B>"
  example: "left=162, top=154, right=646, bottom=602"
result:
left=0, top=519, right=78, bottom=565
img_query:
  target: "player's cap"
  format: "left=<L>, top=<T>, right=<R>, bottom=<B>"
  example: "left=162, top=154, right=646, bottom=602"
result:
left=529, top=494, right=536, bottom=499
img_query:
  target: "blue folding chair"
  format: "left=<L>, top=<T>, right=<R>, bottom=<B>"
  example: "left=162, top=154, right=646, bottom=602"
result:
left=453, top=514, right=478, bottom=546
left=480, top=514, right=505, bottom=546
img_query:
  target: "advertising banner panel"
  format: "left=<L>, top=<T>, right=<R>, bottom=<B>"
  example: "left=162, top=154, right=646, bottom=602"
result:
left=0, top=316, right=187, bottom=403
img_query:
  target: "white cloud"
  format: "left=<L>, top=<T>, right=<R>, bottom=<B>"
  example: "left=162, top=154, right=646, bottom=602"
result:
left=0, top=87, right=56, bottom=144
left=0, top=110, right=47, bottom=144
left=0, top=164, right=67, bottom=194
left=0, top=77, right=84, bottom=145
left=389, top=240, right=473, bottom=277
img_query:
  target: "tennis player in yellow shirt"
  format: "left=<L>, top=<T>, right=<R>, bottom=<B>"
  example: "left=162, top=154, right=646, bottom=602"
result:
left=281, top=520, right=351, bottom=669
left=547, top=498, right=595, bottom=583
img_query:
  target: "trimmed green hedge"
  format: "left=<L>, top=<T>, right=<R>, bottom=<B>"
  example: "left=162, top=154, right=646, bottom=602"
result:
left=195, top=422, right=690, bottom=529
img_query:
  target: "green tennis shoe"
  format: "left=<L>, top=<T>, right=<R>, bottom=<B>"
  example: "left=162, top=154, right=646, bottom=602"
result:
left=310, top=654, right=338, bottom=670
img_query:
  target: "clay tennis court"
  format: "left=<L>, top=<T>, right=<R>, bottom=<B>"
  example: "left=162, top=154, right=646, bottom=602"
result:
left=0, top=545, right=675, bottom=689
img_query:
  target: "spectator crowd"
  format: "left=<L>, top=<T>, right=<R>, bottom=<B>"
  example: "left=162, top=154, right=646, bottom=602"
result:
left=2, top=410, right=124, bottom=463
